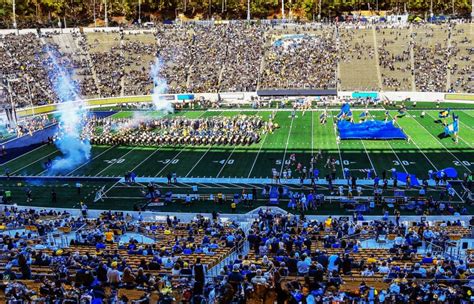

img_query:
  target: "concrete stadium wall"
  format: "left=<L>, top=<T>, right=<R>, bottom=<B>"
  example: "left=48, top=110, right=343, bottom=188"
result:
left=16, top=91, right=474, bottom=117
left=339, top=91, right=474, bottom=103
left=10, top=204, right=474, bottom=226
left=16, top=92, right=258, bottom=117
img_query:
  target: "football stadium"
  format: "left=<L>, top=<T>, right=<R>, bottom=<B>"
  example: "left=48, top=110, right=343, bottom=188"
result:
left=0, top=1, right=473, bottom=302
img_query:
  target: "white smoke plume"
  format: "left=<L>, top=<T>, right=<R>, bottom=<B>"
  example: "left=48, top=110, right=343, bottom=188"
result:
left=150, top=58, right=173, bottom=114
left=45, top=46, right=91, bottom=174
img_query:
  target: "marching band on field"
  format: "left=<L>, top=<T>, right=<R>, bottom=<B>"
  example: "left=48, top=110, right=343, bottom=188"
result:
left=85, top=115, right=278, bottom=147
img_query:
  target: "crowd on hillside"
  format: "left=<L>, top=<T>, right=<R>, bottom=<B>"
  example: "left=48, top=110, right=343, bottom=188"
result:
left=2, top=205, right=474, bottom=302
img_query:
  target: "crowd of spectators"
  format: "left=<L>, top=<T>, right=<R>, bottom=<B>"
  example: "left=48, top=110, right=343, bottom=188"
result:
left=1, top=22, right=472, bottom=109
left=3, top=204, right=474, bottom=302
left=413, top=25, right=449, bottom=92
left=376, top=26, right=412, bottom=91
left=261, top=28, right=337, bottom=90
left=0, top=33, right=57, bottom=107
left=220, top=24, right=267, bottom=92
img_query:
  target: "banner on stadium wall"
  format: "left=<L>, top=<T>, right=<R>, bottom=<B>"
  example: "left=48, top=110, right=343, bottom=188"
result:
left=351, top=92, right=379, bottom=99
left=177, top=94, right=195, bottom=101
left=257, top=89, right=337, bottom=96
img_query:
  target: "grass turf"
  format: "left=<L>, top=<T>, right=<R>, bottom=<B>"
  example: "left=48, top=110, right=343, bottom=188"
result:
left=0, top=108, right=472, bottom=213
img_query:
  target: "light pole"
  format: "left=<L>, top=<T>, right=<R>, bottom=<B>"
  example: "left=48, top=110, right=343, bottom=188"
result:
left=247, top=0, right=250, bottom=21
left=209, top=0, right=212, bottom=19
left=93, top=0, right=97, bottom=27
left=472, top=0, right=474, bottom=20
left=104, top=0, right=109, bottom=27
left=12, top=0, right=17, bottom=33
left=25, top=77, right=35, bottom=117
left=430, top=0, right=434, bottom=21
left=282, top=0, right=285, bottom=19
left=318, top=0, right=321, bottom=21
left=6, top=78, right=18, bottom=126
left=138, top=0, right=141, bottom=24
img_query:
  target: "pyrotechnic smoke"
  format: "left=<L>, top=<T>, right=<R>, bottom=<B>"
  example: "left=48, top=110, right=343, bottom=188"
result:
left=44, top=46, right=91, bottom=174
left=150, top=58, right=173, bottom=114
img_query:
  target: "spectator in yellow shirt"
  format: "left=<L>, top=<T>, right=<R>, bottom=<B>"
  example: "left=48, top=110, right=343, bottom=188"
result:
left=105, top=230, right=114, bottom=243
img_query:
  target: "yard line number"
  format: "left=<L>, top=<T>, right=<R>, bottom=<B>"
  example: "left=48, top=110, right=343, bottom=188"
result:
left=104, top=158, right=125, bottom=164
left=453, top=160, right=472, bottom=167
left=276, top=160, right=352, bottom=166
left=158, top=159, right=180, bottom=164
left=393, top=160, right=413, bottom=166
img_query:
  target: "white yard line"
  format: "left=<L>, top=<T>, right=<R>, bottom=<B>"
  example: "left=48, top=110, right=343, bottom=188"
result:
left=279, top=115, right=295, bottom=176
left=425, top=112, right=473, bottom=148
left=66, top=145, right=117, bottom=176
left=458, top=120, right=473, bottom=131
left=185, top=146, right=212, bottom=177
left=311, top=110, right=314, bottom=157
left=217, top=146, right=237, bottom=178
left=247, top=132, right=269, bottom=178
left=367, top=110, right=408, bottom=174
left=95, top=147, right=137, bottom=176
left=154, top=111, right=211, bottom=177
left=11, top=150, right=59, bottom=175
left=1, top=144, right=48, bottom=167
left=387, top=142, right=408, bottom=174
left=330, top=111, right=345, bottom=176
left=154, top=148, right=185, bottom=177
left=360, top=140, right=377, bottom=176
left=128, top=147, right=163, bottom=175
left=389, top=113, right=439, bottom=171
left=407, top=111, right=469, bottom=171
left=464, top=111, right=474, bottom=118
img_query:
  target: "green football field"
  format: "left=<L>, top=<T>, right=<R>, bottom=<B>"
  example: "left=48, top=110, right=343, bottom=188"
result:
left=0, top=107, right=472, bottom=213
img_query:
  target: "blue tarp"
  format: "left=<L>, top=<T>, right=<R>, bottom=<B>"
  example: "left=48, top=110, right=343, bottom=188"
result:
left=396, top=172, right=421, bottom=187
left=436, top=167, right=458, bottom=179
left=337, top=120, right=407, bottom=140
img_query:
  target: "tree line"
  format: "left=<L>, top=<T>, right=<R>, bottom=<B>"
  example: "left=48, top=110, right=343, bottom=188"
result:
left=0, top=0, right=472, bottom=28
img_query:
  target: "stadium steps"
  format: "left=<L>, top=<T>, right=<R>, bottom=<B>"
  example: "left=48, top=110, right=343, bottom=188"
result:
left=335, top=26, right=341, bottom=90
left=409, top=25, right=416, bottom=91
left=1, top=39, right=55, bottom=103
left=371, top=26, right=383, bottom=90
left=51, top=33, right=89, bottom=86
left=445, top=25, right=452, bottom=92
left=75, top=34, right=102, bottom=97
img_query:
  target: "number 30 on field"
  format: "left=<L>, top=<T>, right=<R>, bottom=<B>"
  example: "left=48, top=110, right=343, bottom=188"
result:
left=104, top=158, right=125, bottom=164
left=393, top=160, right=410, bottom=166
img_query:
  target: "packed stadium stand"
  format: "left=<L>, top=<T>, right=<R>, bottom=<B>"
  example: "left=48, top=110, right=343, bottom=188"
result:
left=2, top=205, right=474, bottom=302
left=1, top=22, right=472, bottom=106
left=0, top=18, right=473, bottom=303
